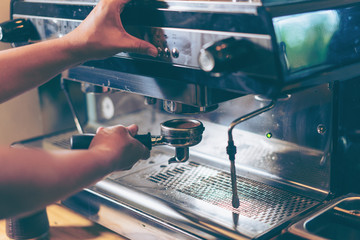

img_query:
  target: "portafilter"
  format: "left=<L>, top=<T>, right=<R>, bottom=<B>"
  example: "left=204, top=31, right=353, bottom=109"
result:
left=71, top=119, right=205, bottom=163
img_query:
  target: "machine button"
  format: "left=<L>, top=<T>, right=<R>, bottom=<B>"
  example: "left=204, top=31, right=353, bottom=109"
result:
left=172, top=48, right=179, bottom=58
left=157, top=47, right=163, bottom=57
left=164, top=47, right=171, bottom=57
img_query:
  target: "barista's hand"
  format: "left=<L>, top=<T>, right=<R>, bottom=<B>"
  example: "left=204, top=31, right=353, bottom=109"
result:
left=89, top=124, right=150, bottom=171
left=63, top=0, right=158, bottom=60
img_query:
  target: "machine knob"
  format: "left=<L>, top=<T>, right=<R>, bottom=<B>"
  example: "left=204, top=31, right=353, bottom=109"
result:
left=198, top=37, right=254, bottom=74
left=0, top=18, right=38, bottom=43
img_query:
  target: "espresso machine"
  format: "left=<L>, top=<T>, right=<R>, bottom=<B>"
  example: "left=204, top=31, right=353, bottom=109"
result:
left=4, top=0, right=360, bottom=239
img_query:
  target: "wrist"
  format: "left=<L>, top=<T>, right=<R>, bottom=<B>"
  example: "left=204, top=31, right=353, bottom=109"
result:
left=87, top=147, right=117, bottom=175
left=58, top=33, right=91, bottom=64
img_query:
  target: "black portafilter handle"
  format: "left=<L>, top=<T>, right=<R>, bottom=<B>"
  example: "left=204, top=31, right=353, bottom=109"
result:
left=71, top=133, right=152, bottom=150
left=6, top=209, right=49, bottom=240
left=0, top=18, right=38, bottom=43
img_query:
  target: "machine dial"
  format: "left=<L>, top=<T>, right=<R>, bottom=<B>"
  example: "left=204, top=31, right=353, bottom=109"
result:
left=0, top=18, right=38, bottom=43
left=198, top=37, right=255, bottom=74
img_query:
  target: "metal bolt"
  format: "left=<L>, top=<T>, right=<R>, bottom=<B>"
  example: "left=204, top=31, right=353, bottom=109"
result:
left=317, top=124, right=327, bottom=135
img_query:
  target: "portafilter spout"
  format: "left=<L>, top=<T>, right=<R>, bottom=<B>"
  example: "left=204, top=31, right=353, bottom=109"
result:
left=70, top=119, right=205, bottom=164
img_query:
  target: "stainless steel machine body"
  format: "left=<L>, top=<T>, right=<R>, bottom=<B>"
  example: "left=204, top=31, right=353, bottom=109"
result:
left=8, top=0, right=360, bottom=239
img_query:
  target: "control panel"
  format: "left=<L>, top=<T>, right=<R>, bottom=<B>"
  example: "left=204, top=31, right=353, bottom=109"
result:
left=8, top=0, right=282, bottom=98
left=12, top=16, right=272, bottom=71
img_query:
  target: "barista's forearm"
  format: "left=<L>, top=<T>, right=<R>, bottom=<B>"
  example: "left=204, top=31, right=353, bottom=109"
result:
left=0, top=37, right=84, bottom=103
left=0, top=146, right=111, bottom=219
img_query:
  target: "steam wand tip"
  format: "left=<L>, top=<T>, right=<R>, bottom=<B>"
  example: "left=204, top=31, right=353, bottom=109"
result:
left=232, top=212, right=239, bottom=228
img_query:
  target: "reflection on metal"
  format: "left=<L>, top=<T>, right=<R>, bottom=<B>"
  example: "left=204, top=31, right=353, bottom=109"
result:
left=163, top=101, right=219, bottom=114
left=60, top=78, right=84, bottom=134
left=80, top=82, right=113, bottom=94
left=273, top=10, right=340, bottom=74
left=254, top=94, right=291, bottom=102
left=144, top=96, right=157, bottom=105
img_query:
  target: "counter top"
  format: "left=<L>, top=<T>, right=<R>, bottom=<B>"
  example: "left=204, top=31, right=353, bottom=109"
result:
left=0, top=204, right=126, bottom=240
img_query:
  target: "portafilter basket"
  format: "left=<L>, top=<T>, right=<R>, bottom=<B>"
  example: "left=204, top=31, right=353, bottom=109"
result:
left=71, top=119, right=205, bottom=163
left=160, top=119, right=205, bottom=163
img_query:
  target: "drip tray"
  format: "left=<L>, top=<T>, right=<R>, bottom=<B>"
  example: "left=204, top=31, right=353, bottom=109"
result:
left=92, top=148, right=319, bottom=239
left=145, top=160, right=316, bottom=227
left=19, top=131, right=320, bottom=239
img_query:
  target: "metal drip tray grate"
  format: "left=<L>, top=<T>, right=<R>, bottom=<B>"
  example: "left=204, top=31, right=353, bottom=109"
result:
left=19, top=130, right=323, bottom=239
left=44, top=131, right=319, bottom=229
left=147, top=161, right=319, bottom=227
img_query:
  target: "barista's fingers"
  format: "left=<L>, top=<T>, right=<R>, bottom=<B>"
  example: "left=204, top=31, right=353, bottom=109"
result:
left=127, top=124, right=139, bottom=137
left=96, top=127, right=104, bottom=134
left=139, top=145, right=151, bottom=160
left=125, top=35, right=158, bottom=57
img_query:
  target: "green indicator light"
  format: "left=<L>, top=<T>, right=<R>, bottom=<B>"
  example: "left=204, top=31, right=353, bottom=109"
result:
left=266, top=132, right=272, bottom=139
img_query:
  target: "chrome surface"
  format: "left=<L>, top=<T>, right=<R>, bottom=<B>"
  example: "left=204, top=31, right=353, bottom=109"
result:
left=160, top=119, right=204, bottom=147
left=62, top=66, right=242, bottom=107
left=20, top=128, right=320, bottom=239
left=13, top=84, right=334, bottom=239
left=10, top=15, right=272, bottom=71
left=287, top=194, right=360, bottom=240
left=163, top=101, right=219, bottom=114
left=34, top=87, right=333, bottom=196
left=61, top=79, right=84, bottom=134
left=160, top=119, right=205, bottom=162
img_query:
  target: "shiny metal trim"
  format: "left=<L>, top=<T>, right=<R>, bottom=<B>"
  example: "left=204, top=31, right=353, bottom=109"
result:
left=62, top=67, right=243, bottom=106
left=21, top=0, right=262, bottom=13
left=23, top=0, right=98, bottom=6
left=12, top=15, right=272, bottom=70
left=89, top=178, right=251, bottom=239
left=12, top=14, right=82, bottom=23
left=156, top=2, right=260, bottom=13
left=287, top=194, right=360, bottom=240
left=12, top=15, right=270, bottom=40
left=134, top=26, right=271, bottom=40
left=67, top=188, right=206, bottom=240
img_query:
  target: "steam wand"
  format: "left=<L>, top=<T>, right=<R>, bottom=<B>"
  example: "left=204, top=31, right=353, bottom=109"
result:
left=226, top=99, right=276, bottom=226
